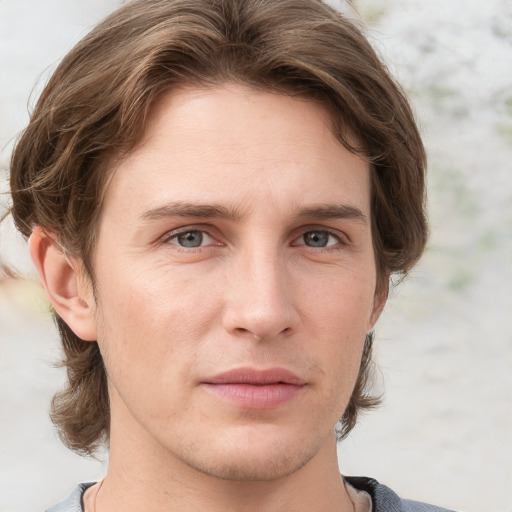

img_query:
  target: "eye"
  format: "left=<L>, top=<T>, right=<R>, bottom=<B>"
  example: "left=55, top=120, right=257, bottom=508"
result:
left=168, top=230, right=214, bottom=248
left=295, top=230, right=341, bottom=248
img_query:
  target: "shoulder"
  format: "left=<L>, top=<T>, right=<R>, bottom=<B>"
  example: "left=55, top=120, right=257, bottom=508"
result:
left=400, top=500, right=457, bottom=512
left=45, top=483, right=95, bottom=512
left=345, top=476, right=457, bottom=512
left=46, top=478, right=457, bottom=512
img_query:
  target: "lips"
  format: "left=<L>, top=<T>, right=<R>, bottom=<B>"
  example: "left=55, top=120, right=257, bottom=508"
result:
left=201, top=367, right=306, bottom=409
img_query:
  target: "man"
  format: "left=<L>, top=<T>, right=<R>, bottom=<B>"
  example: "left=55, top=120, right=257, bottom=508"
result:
left=9, top=0, right=454, bottom=510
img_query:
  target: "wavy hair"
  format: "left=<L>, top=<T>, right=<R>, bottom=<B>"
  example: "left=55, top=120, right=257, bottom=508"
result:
left=9, top=0, right=427, bottom=455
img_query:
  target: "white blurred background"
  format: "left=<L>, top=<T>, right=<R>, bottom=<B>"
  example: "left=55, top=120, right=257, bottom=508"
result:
left=0, top=1, right=511, bottom=511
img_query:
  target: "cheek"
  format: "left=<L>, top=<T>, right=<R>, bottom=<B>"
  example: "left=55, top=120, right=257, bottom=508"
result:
left=303, top=265, right=377, bottom=331
left=100, top=258, right=216, bottom=330
left=94, top=265, right=219, bottom=397
left=301, top=269, right=375, bottom=393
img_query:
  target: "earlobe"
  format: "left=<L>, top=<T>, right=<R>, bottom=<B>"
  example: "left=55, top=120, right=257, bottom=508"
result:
left=28, top=227, right=98, bottom=341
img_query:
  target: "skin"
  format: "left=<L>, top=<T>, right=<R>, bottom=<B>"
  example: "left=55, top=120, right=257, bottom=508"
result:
left=31, top=83, right=386, bottom=512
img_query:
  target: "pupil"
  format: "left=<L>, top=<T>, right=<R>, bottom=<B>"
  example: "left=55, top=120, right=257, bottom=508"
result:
left=178, top=231, right=203, bottom=247
left=305, top=231, right=328, bottom=247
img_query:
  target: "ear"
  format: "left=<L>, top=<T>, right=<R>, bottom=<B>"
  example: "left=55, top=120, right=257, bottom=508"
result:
left=368, top=278, right=389, bottom=330
left=29, top=227, right=97, bottom=341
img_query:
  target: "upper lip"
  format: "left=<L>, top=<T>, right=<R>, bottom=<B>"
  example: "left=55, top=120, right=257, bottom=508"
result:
left=203, top=367, right=306, bottom=386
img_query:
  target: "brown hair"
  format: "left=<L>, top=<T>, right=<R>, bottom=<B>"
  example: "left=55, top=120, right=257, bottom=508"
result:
left=9, top=0, right=427, bottom=455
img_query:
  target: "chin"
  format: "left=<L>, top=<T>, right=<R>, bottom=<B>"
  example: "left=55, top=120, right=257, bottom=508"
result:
left=191, top=449, right=314, bottom=482
left=172, top=424, right=326, bottom=482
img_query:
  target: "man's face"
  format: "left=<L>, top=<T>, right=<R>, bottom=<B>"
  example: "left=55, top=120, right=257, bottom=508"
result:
left=88, top=84, right=383, bottom=480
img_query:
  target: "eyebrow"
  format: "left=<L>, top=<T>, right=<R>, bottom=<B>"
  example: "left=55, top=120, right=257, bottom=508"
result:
left=140, top=201, right=367, bottom=225
left=295, top=204, right=367, bottom=225
left=141, top=201, right=245, bottom=222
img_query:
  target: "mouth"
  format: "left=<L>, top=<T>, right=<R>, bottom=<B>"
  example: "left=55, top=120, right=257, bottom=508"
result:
left=201, top=367, right=307, bottom=409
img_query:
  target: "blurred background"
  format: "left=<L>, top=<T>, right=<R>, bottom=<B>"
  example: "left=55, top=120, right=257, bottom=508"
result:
left=0, top=1, right=511, bottom=511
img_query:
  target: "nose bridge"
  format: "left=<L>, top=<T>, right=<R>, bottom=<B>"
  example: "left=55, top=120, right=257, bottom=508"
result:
left=223, top=238, right=297, bottom=340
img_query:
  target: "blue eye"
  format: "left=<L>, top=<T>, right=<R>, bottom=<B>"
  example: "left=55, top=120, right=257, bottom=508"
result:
left=169, top=230, right=213, bottom=248
left=299, top=230, right=340, bottom=248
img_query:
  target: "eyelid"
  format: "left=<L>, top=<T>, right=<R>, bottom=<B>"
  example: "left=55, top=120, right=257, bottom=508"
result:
left=158, top=224, right=349, bottom=250
left=161, top=225, right=222, bottom=248
left=169, top=230, right=213, bottom=246
left=292, top=227, right=349, bottom=247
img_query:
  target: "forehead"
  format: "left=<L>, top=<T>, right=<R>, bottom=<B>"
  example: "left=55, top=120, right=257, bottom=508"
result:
left=101, top=83, right=371, bottom=221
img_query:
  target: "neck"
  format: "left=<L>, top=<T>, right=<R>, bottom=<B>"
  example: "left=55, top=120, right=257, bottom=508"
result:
left=96, top=392, right=353, bottom=512
left=99, top=447, right=352, bottom=512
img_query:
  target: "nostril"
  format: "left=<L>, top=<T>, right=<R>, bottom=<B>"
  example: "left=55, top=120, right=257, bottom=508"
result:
left=232, top=326, right=292, bottom=341
left=234, top=327, right=251, bottom=336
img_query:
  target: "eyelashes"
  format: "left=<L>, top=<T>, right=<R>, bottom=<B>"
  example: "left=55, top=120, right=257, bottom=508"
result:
left=163, top=227, right=347, bottom=252
left=293, top=230, right=343, bottom=249
left=167, top=230, right=215, bottom=249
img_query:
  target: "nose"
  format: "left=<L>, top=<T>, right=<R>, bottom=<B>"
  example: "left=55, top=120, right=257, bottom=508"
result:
left=221, top=248, right=300, bottom=342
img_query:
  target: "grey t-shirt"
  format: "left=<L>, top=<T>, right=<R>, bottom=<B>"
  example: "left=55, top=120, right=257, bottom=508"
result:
left=45, top=477, right=457, bottom=512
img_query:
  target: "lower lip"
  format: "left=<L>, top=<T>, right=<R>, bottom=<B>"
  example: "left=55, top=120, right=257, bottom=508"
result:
left=202, top=383, right=305, bottom=409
